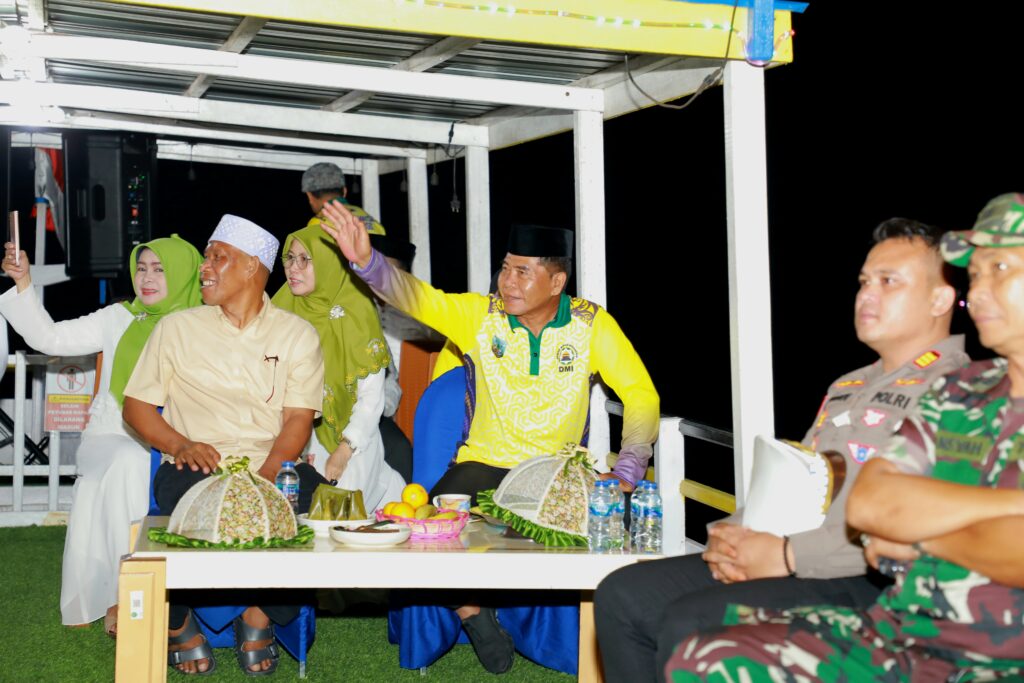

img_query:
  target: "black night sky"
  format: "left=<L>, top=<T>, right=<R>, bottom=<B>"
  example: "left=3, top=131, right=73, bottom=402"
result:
left=3, top=2, right=1022, bottom=517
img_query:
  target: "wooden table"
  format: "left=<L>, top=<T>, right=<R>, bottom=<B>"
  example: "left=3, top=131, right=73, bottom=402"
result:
left=117, top=517, right=681, bottom=682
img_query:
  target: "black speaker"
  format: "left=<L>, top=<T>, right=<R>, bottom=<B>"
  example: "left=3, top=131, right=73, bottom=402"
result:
left=64, top=131, right=157, bottom=278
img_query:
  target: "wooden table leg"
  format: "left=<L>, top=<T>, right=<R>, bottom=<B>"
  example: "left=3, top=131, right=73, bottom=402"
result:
left=116, top=558, right=168, bottom=683
left=578, top=590, right=604, bottom=683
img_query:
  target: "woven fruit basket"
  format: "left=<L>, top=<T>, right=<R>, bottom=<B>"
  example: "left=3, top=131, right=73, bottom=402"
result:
left=374, top=509, right=470, bottom=539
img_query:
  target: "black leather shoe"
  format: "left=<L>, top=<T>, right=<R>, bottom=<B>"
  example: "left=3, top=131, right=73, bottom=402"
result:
left=461, top=607, right=515, bottom=674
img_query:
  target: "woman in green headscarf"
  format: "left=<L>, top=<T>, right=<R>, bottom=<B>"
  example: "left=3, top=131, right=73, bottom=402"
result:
left=0, top=234, right=202, bottom=635
left=272, top=224, right=405, bottom=511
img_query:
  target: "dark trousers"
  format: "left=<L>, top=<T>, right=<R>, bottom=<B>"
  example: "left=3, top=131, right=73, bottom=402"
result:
left=153, top=461, right=328, bottom=629
left=429, top=461, right=509, bottom=507
left=379, top=415, right=413, bottom=483
left=594, top=553, right=888, bottom=683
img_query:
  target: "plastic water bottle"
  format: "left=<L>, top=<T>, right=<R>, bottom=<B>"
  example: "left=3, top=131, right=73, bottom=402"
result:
left=275, top=461, right=300, bottom=512
left=639, top=481, right=663, bottom=554
left=608, top=481, right=626, bottom=551
left=588, top=480, right=611, bottom=551
left=630, top=481, right=650, bottom=550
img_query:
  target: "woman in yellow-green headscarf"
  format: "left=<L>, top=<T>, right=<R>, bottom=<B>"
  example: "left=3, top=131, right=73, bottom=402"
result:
left=272, top=224, right=405, bottom=511
left=0, top=234, right=202, bottom=635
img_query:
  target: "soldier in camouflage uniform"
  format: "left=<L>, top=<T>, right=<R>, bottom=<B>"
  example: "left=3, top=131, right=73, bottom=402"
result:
left=666, top=193, right=1024, bottom=682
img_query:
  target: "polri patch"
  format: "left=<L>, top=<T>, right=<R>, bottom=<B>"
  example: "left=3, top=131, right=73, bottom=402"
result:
left=913, top=350, right=941, bottom=369
left=862, top=408, right=887, bottom=427
left=848, top=442, right=877, bottom=463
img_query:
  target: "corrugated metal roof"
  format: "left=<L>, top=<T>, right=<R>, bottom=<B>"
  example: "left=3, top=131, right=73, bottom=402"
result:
left=29, top=0, right=632, bottom=122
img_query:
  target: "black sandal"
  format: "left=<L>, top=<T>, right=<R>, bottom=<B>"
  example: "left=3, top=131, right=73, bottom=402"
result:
left=232, top=615, right=280, bottom=677
left=167, top=609, right=217, bottom=676
left=462, top=607, right=515, bottom=674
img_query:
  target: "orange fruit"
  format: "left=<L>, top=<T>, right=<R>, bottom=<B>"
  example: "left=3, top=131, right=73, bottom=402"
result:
left=391, top=502, right=416, bottom=519
left=401, top=483, right=429, bottom=509
left=382, top=501, right=398, bottom=516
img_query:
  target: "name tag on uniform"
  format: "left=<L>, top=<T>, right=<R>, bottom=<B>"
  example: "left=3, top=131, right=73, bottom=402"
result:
left=934, top=430, right=992, bottom=462
left=831, top=411, right=851, bottom=427
left=1008, top=441, right=1024, bottom=462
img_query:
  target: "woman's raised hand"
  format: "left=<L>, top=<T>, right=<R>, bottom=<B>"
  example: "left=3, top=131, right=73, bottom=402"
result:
left=320, top=200, right=372, bottom=269
left=2, top=242, right=31, bottom=291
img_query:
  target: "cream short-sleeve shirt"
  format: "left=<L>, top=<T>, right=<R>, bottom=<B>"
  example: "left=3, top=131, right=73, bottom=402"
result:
left=125, top=293, right=324, bottom=471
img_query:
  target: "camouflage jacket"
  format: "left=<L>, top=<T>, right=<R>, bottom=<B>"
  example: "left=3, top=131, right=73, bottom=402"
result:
left=877, top=357, right=1024, bottom=666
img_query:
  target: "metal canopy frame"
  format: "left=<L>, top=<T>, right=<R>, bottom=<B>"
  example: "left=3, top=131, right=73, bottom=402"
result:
left=0, top=0, right=791, bottom=542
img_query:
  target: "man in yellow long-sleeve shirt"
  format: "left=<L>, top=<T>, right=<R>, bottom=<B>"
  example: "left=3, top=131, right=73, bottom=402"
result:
left=321, top=199, right=659, bottom=674
left=322, top=200, right=659, bottom=496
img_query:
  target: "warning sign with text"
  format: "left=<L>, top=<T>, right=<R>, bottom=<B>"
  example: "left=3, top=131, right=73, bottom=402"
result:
left=45, top=356, right=97, bottom=432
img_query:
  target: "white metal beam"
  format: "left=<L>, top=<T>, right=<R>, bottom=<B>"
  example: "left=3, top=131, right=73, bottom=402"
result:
left=26, top=0, right=47, bottom=30
left=723, top=61, right=774, bottom=507
left=360, top=159, right=381, bottom=220
left=376, top=158, right=407, bottom=176
left=0, top=81, right=488, bottom=147
left=22, top=33, right=604, bottom=113
left=465, top=145, right=491, bottom=294
left=6, top=109, right=428, bottom=158
left=325, top=36, right=480, bottom=114
left=156, top=141, right=359, bottom=172
left=574, top=109, right=610, bottom=459
left=184, top=16, right=267, bottom=99
left=407, top=158, right=430, bottom=283
left=478, top=59, right=718, bottom=151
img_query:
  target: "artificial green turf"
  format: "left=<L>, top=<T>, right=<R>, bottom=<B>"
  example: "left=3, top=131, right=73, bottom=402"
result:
left=0, top=526, right=576, bottom=682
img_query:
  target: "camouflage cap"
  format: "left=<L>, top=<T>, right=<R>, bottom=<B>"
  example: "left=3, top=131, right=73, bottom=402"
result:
left=941, top=193, right=1024, bottom=267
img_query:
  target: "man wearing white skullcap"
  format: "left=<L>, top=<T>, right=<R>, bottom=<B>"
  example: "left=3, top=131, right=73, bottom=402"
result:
left=123, top=214, right=330, bottom=675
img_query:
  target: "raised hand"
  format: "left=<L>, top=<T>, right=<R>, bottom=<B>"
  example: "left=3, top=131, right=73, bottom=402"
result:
left=320, top=199, right=372, bottom=269
left=2, top=242, right=31, bottom=291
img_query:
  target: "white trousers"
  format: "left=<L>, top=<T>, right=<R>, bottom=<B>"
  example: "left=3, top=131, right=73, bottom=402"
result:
left=60, top=433, right=150, bottom=625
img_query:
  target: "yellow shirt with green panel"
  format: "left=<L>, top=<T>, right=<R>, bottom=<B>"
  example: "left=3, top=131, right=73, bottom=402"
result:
left=352, top=249, right=660, bottom=485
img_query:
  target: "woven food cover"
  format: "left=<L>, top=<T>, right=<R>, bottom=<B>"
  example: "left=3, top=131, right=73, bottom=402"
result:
left=478, top=444, right=597, bottom=547
left=159, top=456, right=302, bottom=547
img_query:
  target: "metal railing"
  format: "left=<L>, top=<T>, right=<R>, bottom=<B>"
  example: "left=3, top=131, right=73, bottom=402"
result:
left=605, top=400, right=735, bottom=554
left=1, top=352, right=78, bottom=512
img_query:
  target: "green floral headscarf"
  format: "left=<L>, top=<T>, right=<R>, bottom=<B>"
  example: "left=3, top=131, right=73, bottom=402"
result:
left=271, top=224, right=390, bottom=452
left=108, top=234, right=203, bottom=405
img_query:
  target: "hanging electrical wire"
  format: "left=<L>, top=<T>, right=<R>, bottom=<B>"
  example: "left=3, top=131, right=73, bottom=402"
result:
left=623, top=0, right=739, bottom=112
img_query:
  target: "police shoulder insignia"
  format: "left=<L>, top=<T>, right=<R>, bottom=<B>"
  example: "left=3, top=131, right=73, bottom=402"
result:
left=835, top=379, right=864, bottom=388
left=913, top=350, right=941, bottom=368
left=894, top=378, right=923, bottom=386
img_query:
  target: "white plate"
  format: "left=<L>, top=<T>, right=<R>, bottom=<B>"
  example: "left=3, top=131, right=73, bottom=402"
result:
left=297, top=514, right=373, bottom=537
left=330, top=522, right=411, bottom=546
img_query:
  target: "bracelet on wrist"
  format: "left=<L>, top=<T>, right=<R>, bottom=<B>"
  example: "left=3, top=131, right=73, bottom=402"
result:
left=783, top=535, right=796, bottom=577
